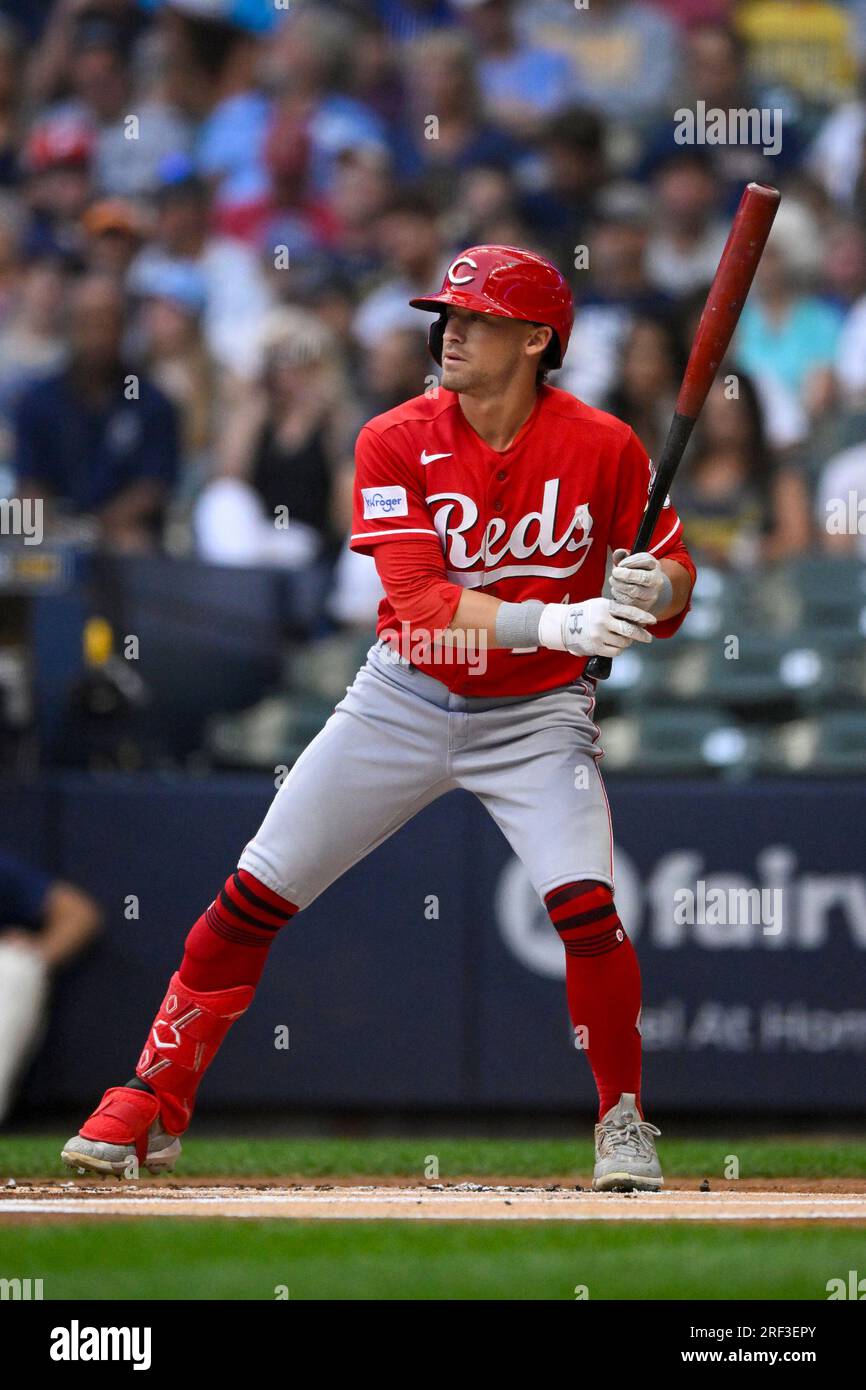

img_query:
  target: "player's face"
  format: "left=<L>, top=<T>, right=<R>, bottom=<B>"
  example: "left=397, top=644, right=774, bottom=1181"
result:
left=440, top=307, right=549, bottom=395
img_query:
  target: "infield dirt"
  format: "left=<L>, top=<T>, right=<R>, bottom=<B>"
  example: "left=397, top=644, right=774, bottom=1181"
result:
left=3, top=1176, right=866, bottom=1223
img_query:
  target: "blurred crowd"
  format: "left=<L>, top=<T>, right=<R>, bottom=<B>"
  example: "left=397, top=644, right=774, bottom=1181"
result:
left=2, top=0, right=866, bottom=616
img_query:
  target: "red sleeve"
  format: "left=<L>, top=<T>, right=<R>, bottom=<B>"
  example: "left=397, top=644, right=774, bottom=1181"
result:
left=350, top=425, right=441, bottom=554
left=611, top=429, right=697, bottom=639
left=373, top=533, right=463, bottom=631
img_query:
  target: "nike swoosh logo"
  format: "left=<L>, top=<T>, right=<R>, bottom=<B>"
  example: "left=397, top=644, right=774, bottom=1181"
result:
left=420, top=451, right=452, bottom=465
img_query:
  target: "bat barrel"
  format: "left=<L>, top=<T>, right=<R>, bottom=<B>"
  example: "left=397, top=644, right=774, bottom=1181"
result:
left=677, top=182, right=780, bottom=421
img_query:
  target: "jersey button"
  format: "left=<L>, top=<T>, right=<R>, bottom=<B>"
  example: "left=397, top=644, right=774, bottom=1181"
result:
left=493, top=498, right=504, bottom=510
left=496, top=469, right=507, bottom=481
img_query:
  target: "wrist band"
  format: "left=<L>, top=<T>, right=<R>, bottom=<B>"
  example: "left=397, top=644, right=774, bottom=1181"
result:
left=495, top=599, right=545, bottom=648
left=651, top=571, right=673, bottom=615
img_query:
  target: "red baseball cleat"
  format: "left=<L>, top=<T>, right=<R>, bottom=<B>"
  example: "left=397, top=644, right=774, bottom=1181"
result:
left=61, top=1086, right=181, bottom=1177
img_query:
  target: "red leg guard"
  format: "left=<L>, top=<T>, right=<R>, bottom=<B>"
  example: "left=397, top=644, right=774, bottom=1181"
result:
left=77, top=871, right=293, bottom=1145
left=136, top=972, right=254, bottom=1135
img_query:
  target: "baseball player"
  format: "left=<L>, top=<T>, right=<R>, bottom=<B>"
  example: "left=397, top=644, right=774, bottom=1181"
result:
left=63, top=246, right=695, bottom=1191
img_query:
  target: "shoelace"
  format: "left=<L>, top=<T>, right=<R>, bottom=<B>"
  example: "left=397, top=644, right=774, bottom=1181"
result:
left=598, top=1117, right=661, bottom=1160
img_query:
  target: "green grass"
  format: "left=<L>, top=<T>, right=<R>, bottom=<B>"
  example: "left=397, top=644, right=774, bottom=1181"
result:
left=1, top=1134, right=865, bottom=1182
left=1, top=1220, right=864, bottom=1299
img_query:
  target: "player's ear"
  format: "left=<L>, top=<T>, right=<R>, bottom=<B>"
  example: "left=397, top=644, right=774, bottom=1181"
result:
left=525, top=323, right=553, bottom=361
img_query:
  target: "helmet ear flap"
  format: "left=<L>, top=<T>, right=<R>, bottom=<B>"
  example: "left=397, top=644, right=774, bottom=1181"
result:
left=428, top=313, right=445, bottom=365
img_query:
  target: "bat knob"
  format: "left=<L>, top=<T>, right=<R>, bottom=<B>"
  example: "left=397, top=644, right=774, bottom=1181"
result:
left=585, top=655, right=613, bottom=681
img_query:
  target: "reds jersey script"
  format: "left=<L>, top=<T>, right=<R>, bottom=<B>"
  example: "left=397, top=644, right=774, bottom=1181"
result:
left=350, top=383, right=693, bottom=695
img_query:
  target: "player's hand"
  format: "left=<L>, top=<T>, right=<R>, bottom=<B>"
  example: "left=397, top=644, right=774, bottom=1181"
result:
left=609, top=549, right=666, bottom=611
left=538, top=597, right=656, bottom=659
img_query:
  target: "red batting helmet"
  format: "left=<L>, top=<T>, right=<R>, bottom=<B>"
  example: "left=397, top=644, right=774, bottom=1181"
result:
left=409, top=244, right=574, bottom=369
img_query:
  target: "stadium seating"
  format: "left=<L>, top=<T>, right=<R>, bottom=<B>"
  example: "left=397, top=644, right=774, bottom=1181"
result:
left=598, top=708, right=756, bottom=777
left=757, top=712, right=866, bottom=775
left=778, top=557, right=866, bottom=640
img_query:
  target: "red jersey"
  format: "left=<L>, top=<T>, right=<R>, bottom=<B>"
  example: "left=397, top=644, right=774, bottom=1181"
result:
left=350, top=384, right=695, bottom=696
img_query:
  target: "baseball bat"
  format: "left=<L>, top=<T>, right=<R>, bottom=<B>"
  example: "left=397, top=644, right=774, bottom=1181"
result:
left=585, top=180, right=781, bottom=680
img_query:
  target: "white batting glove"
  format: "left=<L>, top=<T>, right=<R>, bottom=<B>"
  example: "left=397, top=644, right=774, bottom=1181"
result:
left=538, top=597, right=656, bottom=659
left=609, top=549, right=669, bottom=612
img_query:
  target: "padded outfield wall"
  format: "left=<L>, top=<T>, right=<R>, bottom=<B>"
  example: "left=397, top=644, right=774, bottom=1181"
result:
left=1, top=774, right=864, bottom=1116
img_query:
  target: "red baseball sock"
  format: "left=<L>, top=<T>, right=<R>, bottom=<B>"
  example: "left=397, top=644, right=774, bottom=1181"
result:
left=179, top=869, right=298, bottom=991
left=545, top=880, right=643, bottom=1121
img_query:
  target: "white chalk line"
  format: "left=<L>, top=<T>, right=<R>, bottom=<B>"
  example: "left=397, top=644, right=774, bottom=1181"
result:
left=3, top=1187, right=866, bottom=1222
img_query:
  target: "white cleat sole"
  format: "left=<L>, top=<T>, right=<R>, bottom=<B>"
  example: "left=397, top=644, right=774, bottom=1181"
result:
left=593, top=1171, right=664, bottom=1193
left=61, top=1137, right=181, bottom=1178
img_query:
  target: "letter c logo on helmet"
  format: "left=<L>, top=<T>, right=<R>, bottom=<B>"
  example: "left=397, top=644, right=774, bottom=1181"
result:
left=447, top=256, right=478, bottom=286
left=410, top=244, right=574, bottom=370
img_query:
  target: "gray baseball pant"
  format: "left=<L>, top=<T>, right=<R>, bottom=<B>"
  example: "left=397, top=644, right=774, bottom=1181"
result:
left=239, top=640, right=614, bottom=908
